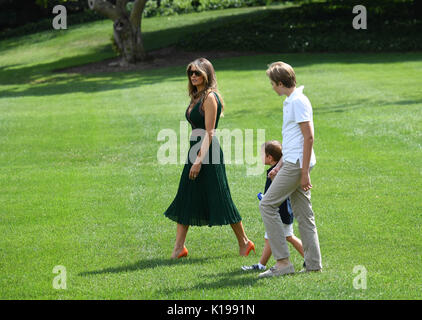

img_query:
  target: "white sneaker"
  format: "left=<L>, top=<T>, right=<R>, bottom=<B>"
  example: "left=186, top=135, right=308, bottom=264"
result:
left=241, top=264, right=266, bottom=271
left=258, top=264, right=295, bottom=278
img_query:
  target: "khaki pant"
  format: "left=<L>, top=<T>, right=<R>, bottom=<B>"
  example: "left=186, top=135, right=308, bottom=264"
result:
left=259, top=160, right=322, bottom=270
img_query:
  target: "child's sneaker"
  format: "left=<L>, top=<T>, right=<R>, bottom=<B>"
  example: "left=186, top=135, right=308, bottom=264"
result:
left=298, top=261, right=306, bottom=273
left=241, top=264, right=266, bottom=271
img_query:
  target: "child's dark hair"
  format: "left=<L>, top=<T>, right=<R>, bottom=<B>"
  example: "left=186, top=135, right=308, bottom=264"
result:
left=263, top=140, right=282, bottom=162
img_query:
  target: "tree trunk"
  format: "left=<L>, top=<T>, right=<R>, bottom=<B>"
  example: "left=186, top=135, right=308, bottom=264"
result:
left=88, top=0, right=148, bottom=65
left=113, top=16, right=147, bottom=64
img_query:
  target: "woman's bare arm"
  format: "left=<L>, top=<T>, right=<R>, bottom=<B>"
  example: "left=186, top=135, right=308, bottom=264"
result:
left=189, top=93, right=218, bottom=179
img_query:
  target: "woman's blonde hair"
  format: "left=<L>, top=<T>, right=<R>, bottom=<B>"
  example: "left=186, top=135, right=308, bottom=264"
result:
left=186, top=58, right=224, bottom=112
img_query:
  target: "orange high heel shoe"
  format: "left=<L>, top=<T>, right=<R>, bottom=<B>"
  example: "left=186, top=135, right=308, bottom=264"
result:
left=244, top=241, right=255, bottom=257
left=177, top=246, right=188, bottom=259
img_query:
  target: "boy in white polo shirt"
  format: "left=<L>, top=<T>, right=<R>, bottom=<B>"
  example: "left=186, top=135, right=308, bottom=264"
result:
left=258, top=61, right=322, bottom=278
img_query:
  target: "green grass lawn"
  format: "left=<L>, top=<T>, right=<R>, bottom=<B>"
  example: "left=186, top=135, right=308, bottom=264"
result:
left=0, top=5, right=421, bottom=300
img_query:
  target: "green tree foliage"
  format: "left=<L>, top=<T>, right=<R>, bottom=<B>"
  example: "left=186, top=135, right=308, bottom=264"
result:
left=35, top=0, right=89, bottom=10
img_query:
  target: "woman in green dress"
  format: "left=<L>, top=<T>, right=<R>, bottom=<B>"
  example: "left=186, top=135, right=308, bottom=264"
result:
left=164, top=58, right=255, bottom=259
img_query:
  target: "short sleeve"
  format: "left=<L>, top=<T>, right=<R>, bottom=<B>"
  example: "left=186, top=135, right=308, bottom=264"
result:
left=293, top=97, right=313, bottom=123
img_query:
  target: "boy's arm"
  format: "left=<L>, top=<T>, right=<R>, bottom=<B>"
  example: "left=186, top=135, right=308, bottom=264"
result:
left=275, top=157, right=283, bottom=169
left=268, top=157, right=283, bottom=180
left=299, top=121, right=314, bottom=191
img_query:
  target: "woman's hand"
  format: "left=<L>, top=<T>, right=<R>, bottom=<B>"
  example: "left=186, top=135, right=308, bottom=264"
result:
left=301, top=170, right=312, bottom=191
left=189, top=162, right=202, bottom=180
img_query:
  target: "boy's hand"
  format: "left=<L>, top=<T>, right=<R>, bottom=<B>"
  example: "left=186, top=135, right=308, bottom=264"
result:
left=301, top=170, right=312, bottom=191
left=268, top=167, right=279, bottom=181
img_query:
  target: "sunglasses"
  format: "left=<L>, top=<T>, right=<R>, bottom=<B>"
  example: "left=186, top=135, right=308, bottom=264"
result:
left=188, top=70, right=202, bottom=77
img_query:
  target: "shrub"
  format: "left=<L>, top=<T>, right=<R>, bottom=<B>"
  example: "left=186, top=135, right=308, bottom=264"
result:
left=143, top=0, right=275, bottom=17
left=0, top=9, right=104, bottom=40
left=177, top=0, right=421, bottom=52
left=1, top=0, right=278, bottom=39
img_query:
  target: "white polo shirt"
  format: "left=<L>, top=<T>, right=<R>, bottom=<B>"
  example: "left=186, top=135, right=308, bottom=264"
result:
left=282, top=86, right=316, bottom=168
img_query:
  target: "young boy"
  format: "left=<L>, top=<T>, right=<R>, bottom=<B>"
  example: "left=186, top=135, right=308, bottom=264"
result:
left=242, top=141, right=304, bottom=271
left=258, top=62, right=322, bottom=278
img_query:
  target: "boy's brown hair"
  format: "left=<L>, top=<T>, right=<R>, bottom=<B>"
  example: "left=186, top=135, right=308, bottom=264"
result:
left=266, top=61, right=296, bottom=88
left=263, top=140, right=282, bottom=162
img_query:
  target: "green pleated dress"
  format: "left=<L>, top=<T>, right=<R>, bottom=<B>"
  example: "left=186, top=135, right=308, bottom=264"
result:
left=164, top=92, right=242, bottom=227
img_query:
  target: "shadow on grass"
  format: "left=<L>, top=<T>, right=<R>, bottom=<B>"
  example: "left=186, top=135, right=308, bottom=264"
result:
left=155, top=268, right=262, bottom=296
left=0, top=44, right=113, bottom=85
left=0, top=8, right=274, bottom=87
left=78, top=256, right=219, bottom=276
left=0, top=58, right=185, bottom=98
left=1, top=3, right=421, bottom=99
left=313, top=98, right=422, bottom=114
left=155, top=266, right=320, bottom=296
left=2, top=52, right=422, bottom=100
left=226, top=98, right=422, bottom=120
